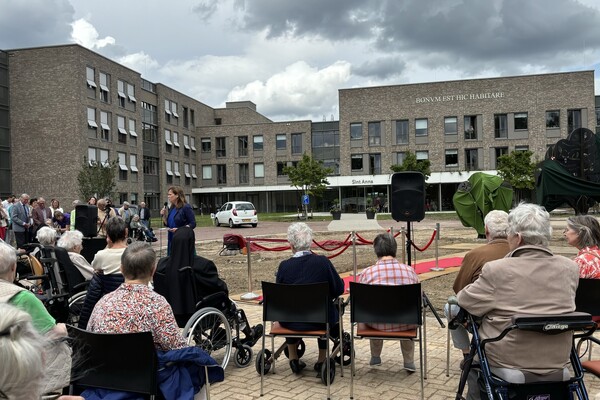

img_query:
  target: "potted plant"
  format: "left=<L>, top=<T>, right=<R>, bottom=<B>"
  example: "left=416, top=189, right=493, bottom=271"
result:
left=365, top=198, right=377, bottom=219
left=330, top=199, right=342, bottom=220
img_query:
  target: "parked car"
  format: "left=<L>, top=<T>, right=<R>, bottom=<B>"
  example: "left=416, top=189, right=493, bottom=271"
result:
left=213, top=201, right=258, bottom=228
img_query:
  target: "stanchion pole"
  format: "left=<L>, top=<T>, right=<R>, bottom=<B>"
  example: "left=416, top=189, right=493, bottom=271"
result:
left=241, top=239, right=259, bottom=300
left=400, top=227, right=406, bottom=264
left=435, top=223, right=440, bottom=269
left=352, top=231, right=357, bottom=281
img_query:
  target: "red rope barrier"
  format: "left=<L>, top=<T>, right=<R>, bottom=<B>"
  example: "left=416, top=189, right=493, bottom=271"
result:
left=354, top=232, right=373, bottom=245
left=410, top=229, right=437, bottom=252
left=326, top=242, right=352, bottom=259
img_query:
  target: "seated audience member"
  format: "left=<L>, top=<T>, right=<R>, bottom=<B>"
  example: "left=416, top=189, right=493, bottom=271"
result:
left=36, top=225, right=57, bottom=247
left=445, top=210, right=510, bottom=363
left=52, top=210, right=70, bottom=234
left=77, top=217, right=127, bottom=329
left=457, top=203, right=579, bottom=399
left=87, top=241, right=223, bottom=399
left=0, top=241, right=71, bottom=395
left=0, top=303, right=83, bottom=400
left=564, top=215, right=600, bottom=278
left=57, top=230, right=94, bottom=280
left=130, top=214, right=157, bottom=242
left=358, top=232, right=419, bottom=372
left=95, top=198, right=116, bottom=238
left=275, top=222, right=344, bottom=374
left=155, top=227, right=261, bottom=342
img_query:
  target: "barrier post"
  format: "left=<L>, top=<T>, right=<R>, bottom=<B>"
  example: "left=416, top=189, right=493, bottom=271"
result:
left=241, top=239, right=259, bottom=300
left=400, top=227, right=406, bottom=264
left=352, top=231, right=357, bottom=281
left=435, top=223, right=440, bottom=269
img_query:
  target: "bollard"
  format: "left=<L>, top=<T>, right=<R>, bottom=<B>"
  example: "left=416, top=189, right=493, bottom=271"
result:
left=241, top=239, right=259, bottom=300
left=352, top=231, right=357, bottom=282
left=400, top=227, right=406, bottom=264
left=435, top=222, right=440, bottom=269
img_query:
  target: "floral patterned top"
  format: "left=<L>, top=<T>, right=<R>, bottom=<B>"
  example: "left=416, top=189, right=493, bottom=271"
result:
left=88, top=283, right=187, bottom=351
left=575, top=245, right=600, bottom=279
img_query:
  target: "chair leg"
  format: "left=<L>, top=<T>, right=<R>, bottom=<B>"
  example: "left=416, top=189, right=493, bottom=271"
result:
left=446, top=326, right=451, bottom=377
left=205, top=366, right=211, bottom=400
left=260, top=323, right=266, bottom=396
left=423, top=307, right=428, bottom=380
left=418, top=327, right=424, bottom=400
left=350, top=325, right=355, bottom=400
left=326, top=325, right=331, bottom=400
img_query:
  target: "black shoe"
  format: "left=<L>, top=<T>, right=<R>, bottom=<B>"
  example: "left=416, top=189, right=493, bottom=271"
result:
left=314, top=361, right=324, bottom=372
left=241, top=324, right=264, bottom=347
left=289, top=359, right=306, bottom=374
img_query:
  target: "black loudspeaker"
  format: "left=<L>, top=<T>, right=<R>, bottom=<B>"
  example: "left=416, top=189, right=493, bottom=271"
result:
left=75, top=205, right=98, bottom=238
left=81, top=237, right=107, bottom=263
left=391, top=172, right=425, bottom=222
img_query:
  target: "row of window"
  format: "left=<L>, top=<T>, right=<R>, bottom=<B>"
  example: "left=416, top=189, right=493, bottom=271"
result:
left=87, top=147, right=139, bottom=182
left=165, top=129, right=197, bottom=157
left=165, top=160, right=198, bottom=186
left=163, top=98, right=196, bottom=129
left=86, top=66, right=136, bottom=110
left=200, top=133, right=304, bottom=158
left=87, top=107, right=138, bottom=146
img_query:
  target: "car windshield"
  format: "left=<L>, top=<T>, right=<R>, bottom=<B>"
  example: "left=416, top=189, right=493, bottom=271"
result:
left=235, top=203, right=254, bottom=211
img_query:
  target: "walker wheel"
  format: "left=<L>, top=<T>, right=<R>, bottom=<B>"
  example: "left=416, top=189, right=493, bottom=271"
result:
left=255, top=349, right=272, bottom=375
left=283, top=339, right=306, bottom=359
left=334, top=332, right=353, bottom=366
left=234, top=344, right=253, bottom=368
left=320, top=358, right=336, bottom=385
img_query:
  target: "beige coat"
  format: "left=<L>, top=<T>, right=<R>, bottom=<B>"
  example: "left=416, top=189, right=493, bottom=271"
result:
left=457, top=245, right=579, bottom=374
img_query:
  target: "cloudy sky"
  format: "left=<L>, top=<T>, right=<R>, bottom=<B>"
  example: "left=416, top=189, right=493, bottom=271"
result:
left=2, top=0, right=600, bottom=121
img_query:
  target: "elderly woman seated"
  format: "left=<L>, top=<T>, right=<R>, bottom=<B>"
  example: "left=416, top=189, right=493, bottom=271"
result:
left=86, top=241, right=223, bottom=399
left=56, top=230, right=94, bottom=280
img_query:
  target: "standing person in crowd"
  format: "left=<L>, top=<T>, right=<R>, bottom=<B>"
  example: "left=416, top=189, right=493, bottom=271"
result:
left=139, top=201, right=151, bottom=229
left=118, top=201, right=134, bottom=237
left=358, top=232, right=419, bottom=371
left=564, top=215, right=600, bottom=278
left=69, top=199, right=81, bottom=231
left=0, top=201, right=8, bottom=241
left=96, top=198, right=116, bottom=238
left=88, top=196, right=97, bottom=206
left=57, top=230, right=94, bottom=280
left=1, top=195, right=15, bottom=230
left=445, top=210, right=510, bottom=365
left=49, top=198, right=63, bottom=215
left=52, top=210, right=70, bottom=234
left=32, top=197, right=53, bottom=239
left=457, top=203, right=579, bottom=399
left=276, top=222, right=344, bottom=374
left=161, top=186, right=196, bottom=255
left=10, top=193, right=31, bottom=248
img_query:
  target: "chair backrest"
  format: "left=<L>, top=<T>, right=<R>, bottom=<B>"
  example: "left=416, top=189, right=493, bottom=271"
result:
left=68, top=325, right=158, bottom=396
left=350, top=282, right=422, bottom=325
left=576, top=279, right=600, bottom=316
left=261, top=281, right=329, bottom=324
left=54, top=246, right=86, bottom=293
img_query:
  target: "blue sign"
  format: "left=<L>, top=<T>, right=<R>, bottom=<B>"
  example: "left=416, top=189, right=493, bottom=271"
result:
left=302, top=194, right=310, bottom=205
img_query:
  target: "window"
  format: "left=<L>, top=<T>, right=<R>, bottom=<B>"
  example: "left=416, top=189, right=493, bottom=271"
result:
left=117, top=80, right=126, bottom=107
left=596, top=108, right=600, bottom=127
left=118, top=152, right=128, bottom=180
left=494, top=114, right=508, bottom=138
left=190, top=109, right=195, bottom=126
left=202, top=165, right=212, bottom=180
left=546, top=110, right=560, bottom=128
left=174, top=162, right=180, bottom=183
left=117, top=116, right=127, bottom=144
left=495, top=147, right=508, bottom=166
left=568, top=109, right=582, bottom=134
left=201, top=138, right=211, bottom=153
left=217, top=165, right=227, bottom=184
left=395, top=120, right=408, bottom=144
left=415, top=119, right=428, bottom=136
left=128, top=119, right=137, bottom=146
left=291, top=133, right=302, bottom=154
left=191, top=164, right=197, bottom=179
left=100, top=111, right=110, bottom=141
left=99, top=72, right=110, bottom=103
left=465, top=149, right=478, bottom=170
left=277, top=162, right=286, bottom=176
left=464, top=115, right=477, bottom=140
left=350, top=123, right=362, bottom=140
left=253, top=135, right=263, bottom=151
left=369, top=153, right=381, bottom=174
left=87, top=107, right=97, bottom=129
left=87, top=147, right=109, bottom=166
left=184, top=163, right=191, bottom=185
left=514, top=112, right=528, bottom=130
left=164, top=99, right=171, bottom=123
left=183, top=106, right=189, bottom=128
left=165, top=129, right=172, bottom=152
left=445, top=149, right=458, bottom=167
left=172, top=132, right=180, bottom=148
left=142, top=123, right=157, bottom=143
left=130, top=154, right=138, bottom=182
left=171, top=101, right=179, bottom=118
left=351, top=154, right=363, bottom=171
left=515, top=145, right=529, bottom=152
left=119, top=193, right=128, bottom=205
left=444, top=117, right=457, bottom=135
left=165, top=160, right=173, bottom=184
left=143, top=156, right=158, bottom=175
left=254, top=163, right=264, bottom=178
left=395, top=152, right=405, bottom=165
left=238, top=164, right=249, bottom=184
left=130, top=193, right=138, bottom=205
left=368, top=122, right=381, bottom=146
left=86, top=67, right=96, bottom=89
left=238, top=136, right=248, bottom=157
left=276, top=134, right=287, bottom=150
left=127, top=83, right=136, bottom=103
left=190, top=137, right=196, bottom=152
left=183, top=135, right=190, bottom=156
left=416, top=151, right=429, bottom=162
left=216, top=137, right=226, bottom=157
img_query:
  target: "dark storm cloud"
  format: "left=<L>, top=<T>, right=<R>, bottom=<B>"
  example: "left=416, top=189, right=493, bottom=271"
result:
left=0, top=0, right=74, bottom=49
left=352, top=56, right=407, bottom=79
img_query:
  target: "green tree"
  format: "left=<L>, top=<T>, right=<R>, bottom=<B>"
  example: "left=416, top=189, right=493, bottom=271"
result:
left=390, top=151, right=431, bottom=179
left=77, top=157, right=118, bottom=201
left=496, top=150, right=536, bottom=204
left=283, top=153, right=333, bottom=218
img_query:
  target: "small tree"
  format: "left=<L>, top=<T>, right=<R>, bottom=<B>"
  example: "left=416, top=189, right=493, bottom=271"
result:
left=283, top=153, right=333, bottom=218
left=77, top=157, right=118, bottom=201
left=390, top=151, right=431, bottom=180
left=496, top=150, right=536, bottom=204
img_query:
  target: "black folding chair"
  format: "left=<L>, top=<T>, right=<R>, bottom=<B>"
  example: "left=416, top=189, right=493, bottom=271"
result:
left=349, top=281, right=424, bottom=400
left=575, top=279, right=600, bottom=375
left=257, top=281, right=335, bottom=399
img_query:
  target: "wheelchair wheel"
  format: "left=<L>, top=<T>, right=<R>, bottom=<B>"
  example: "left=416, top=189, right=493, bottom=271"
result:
left=183, top=307, right=232, bottom=369
left=283, top=339, right=306, bottom=359
left=67, top=291, right=86, bottom=326
left=320, top=358, right=336, bottom=385
left=334, top=332, right=353, bottom=366
left=255, top=349, right=272, bottom=375
left=233, top=344, right=253, bottom=368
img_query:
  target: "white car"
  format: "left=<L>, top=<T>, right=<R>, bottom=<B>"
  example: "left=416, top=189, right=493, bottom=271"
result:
left=213, top=201, right=258, bottom=228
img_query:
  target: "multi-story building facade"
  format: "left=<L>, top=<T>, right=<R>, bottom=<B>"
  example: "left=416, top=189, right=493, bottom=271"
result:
left=4, top=44, right=600, bottom=213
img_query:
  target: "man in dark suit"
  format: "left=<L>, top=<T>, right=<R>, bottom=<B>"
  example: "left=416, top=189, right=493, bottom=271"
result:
left=10, top=193, right=31, bottom=248
left=32, top=197, right=52, bottom=239
left=139, top=201, right=151, bottom=229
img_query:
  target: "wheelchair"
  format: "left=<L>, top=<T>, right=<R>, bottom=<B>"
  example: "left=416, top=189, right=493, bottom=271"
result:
left=454, top=310, right=596, bottom=400
left=17, top=243, right=88, bottom=325
left=181, top=291, right=263, bottom=369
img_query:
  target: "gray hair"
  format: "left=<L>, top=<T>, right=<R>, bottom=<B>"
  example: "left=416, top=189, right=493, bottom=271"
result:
left=507, top=203, right=552, bottom=247
left=567, top=215, right=600, bottom=248
left=0, top=241, right=17, bottom=275
left=484, top=210, right=509, bottom=239
left=72, top=199, right=81, bottom=207
left=36, top=226, right=56, bottom=246
left=57, top=230, right=84, bottom=252
left=373, top=233, right=397, bottom=258
left=287, top=222, right=313, bottom=252
left=121, top=241, right=156, bottom=280
left=0, top=303, right=46, bottom=399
